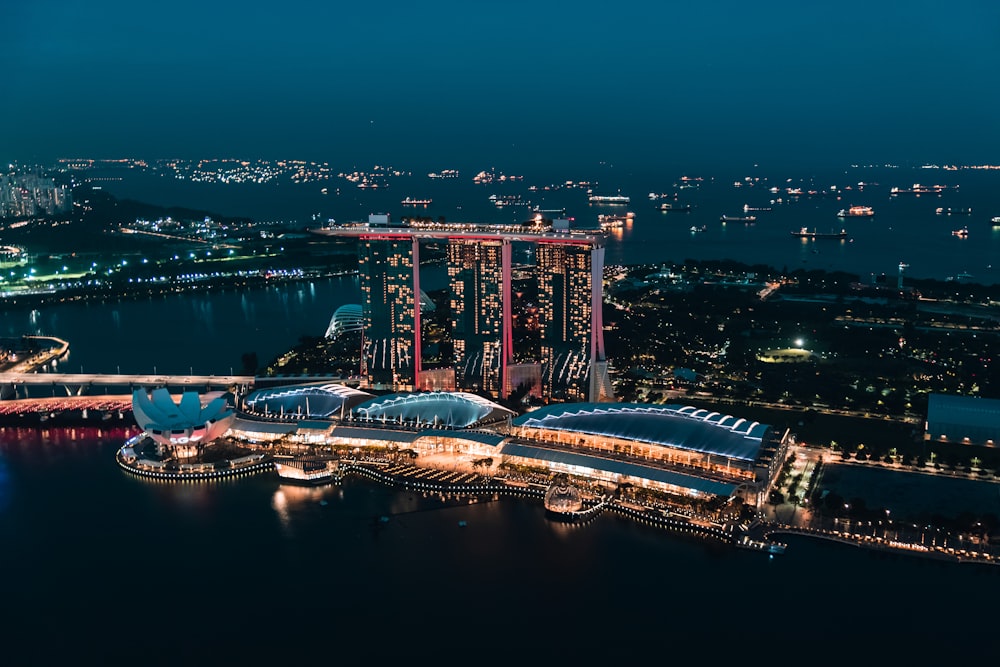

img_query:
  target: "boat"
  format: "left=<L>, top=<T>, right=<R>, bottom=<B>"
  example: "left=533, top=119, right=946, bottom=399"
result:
left=720, top=215, right=756, bottom=223
left=952, top=227, right=969, bottom=238
left=992, top=216, right=1000, bottom=225
left=936, top=207, right=972, bottom=215
left=273, top=456, right=339, bottom=485
left=743, top=204, right=772, bottom=212
left=401, top=197, right=432, bottom=206
left=837, top=206, right=874, bottom=218
left=791, top=227, right=848, bottom=240
left=690, top=225, right=707, bottom=233
left=489, top=194, right=529, bottom=207
left=598, top=212, right=634, bottom=229
left=588, top=194, right=630, bottom=204
left=660, top=202, right=692, bottom=212
left=890, top=183, right=944, bottom=195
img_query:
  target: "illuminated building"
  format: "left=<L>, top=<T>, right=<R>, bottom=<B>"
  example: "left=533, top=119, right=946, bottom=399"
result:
left=447, top=238, right=511, bottom=395
left=535, top=240, right=613, bottom=402
left=229, top=391, right=785, bottom=508
left=357, top=219, right=421, bottom=390
left=131, top=388, right=234, bottom=458
left=311, top=218, right=610, bottom=401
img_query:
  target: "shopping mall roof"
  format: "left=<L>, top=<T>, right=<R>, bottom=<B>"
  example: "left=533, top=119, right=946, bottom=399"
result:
left=243, top=382, right=374, bottom=420
left=349, top=391, right=515, bottom=429
left=501, top=443, right=739, bottom=496
left=512, top=403, right=771, bottom=462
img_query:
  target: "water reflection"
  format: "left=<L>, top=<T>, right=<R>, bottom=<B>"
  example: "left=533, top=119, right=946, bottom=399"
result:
left=271, top=483, right=341, bottom=533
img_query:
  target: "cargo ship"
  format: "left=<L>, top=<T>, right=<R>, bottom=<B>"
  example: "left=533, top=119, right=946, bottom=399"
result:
left=588, top=193, right=630, bottom=204
left=952, top=227, right=969, bottom=238
left=936, top=207, right=972, bottom=215
left=720, top=215, right=756, bottom=223
left=401, top=197, right=432, bottom=206
left=837, top=206, right=874, bottom=218
left=660, top=202, right=692, bottom=212
left=791, top=227, right=848, bottom=240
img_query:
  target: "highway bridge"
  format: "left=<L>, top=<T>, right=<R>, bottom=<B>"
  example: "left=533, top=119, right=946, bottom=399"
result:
left=0, top=373, right=363, bottom=400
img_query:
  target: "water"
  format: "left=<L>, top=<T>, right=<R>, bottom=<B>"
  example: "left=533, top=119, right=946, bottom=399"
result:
left=0, top=276, right=362, bottom=374
left=0, top=426, right=996, bottom=663
left=5, top=168, right=1000, bottom=660
left=93, top=164, right=1000, bottom=284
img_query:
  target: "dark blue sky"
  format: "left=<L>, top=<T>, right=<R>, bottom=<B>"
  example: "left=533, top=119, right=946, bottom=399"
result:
left=4, top=0, right=999, bottom=171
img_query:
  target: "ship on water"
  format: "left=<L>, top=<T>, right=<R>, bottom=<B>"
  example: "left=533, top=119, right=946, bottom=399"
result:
left=598, top=212, right=634, bottom=229
left=401, top=197, right=432, bottom=206
left=952, top=227, right=969, bottom=238
left=837, top=205, right=874, bottom=218
left=936, top=207, right=972, bottom=215
left=720, top=215, right=756, bottom=223
left=890, top=183, right=947, bottom=195
left=743, top=204, right=772, bottom=212
left=660, top=202, right=692, bottom=212
left=791, top=227, right=848, bottom=240
left=588, top=193, right=630, bottom=204
left=992, top=216, right=1000, bottom=225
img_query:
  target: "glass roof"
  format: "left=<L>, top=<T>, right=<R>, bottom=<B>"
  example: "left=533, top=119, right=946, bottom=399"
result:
left=350, top=391, right=514, bottom=428
left=244, top=382, right=373, bottom=419
left=512, top=403, right=771, bottom=462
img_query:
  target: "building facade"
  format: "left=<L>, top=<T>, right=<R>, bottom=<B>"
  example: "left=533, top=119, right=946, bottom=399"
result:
left=358, top=233, right=421, bottom=389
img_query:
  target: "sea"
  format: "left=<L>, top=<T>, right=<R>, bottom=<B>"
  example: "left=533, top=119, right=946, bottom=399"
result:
left=2, top=166, right=1000, bottom=662
left=84, top=161, right=1000, bottom=284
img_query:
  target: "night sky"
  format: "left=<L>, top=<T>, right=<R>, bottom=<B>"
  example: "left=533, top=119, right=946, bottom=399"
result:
left=4, top=0, right=999, bottom=171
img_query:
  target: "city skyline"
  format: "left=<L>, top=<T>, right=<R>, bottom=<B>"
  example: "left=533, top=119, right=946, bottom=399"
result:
left=4, top=1, right=1000, bottom=171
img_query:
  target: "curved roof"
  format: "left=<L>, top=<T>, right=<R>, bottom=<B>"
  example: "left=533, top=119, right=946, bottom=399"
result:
left=512, top=403, right=771, bottom=462
left=350, top=391, right=514, bottom=429
left=244, top=382, right=373, bottom=419
left=325, top=292, right=435, bottom=339
left=132, top=388, right=234, bottom=445
left=325, top=304, right=363, bottom=339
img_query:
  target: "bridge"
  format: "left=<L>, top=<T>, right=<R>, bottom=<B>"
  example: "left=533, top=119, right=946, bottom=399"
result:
left=0, top=373, right=363, bottom=399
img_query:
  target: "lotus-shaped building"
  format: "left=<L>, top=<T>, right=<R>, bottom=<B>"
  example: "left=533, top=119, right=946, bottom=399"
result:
left=132, top=388, right=235, bottom=457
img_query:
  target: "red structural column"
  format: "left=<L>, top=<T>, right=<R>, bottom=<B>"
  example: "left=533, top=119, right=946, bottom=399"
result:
left=501, top=240, right=513, bottom=398
left=412, top=237, right=422, bottom=387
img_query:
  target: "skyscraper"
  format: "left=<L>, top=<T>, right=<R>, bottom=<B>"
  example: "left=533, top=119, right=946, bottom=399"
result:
left=446, top=238, right=512, bottom=396
left=313, top=220, right=611, bottom=401
left=535, top=239, right=612, bottom=402
left=358, top=233, right=421, bottom=389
